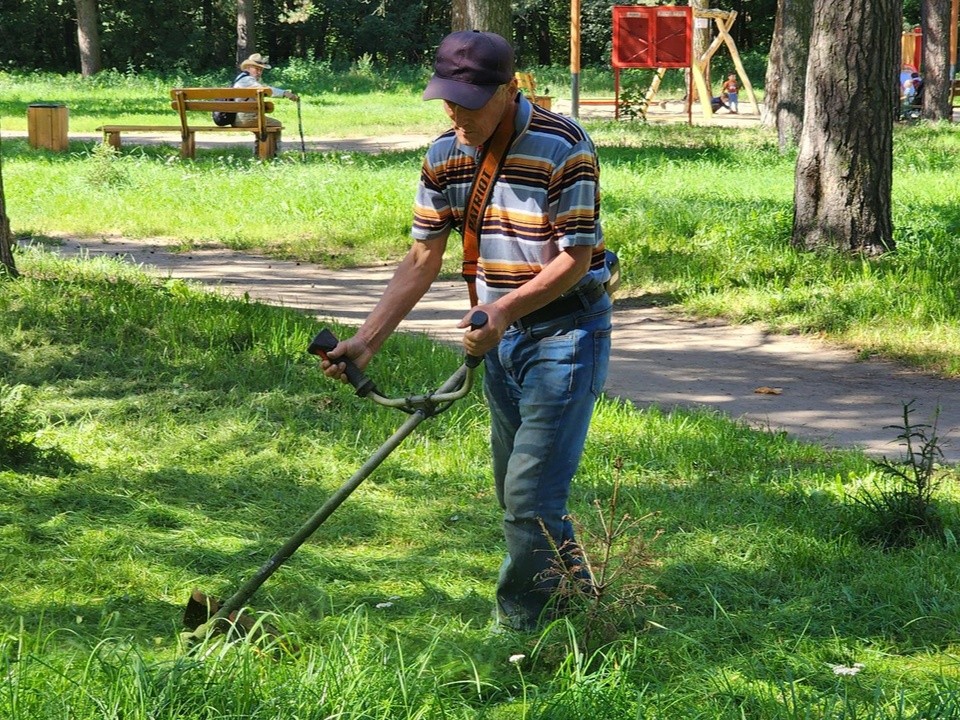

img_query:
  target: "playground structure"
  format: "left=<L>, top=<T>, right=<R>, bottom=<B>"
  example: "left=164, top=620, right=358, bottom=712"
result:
left=687, top=8, right=759, bottom=118
left=583, top=5, right=758, bottom=122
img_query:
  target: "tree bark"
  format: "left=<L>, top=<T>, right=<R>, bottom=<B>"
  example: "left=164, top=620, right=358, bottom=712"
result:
left=921, top=0, right=952, bottom=121
left=75, top=0, right=102, bottom=77
left=691, top=0, right=711, bottom=100
left=537, top=8, right=551, bottom=66
left=0, top=154, right=18, bottom=279
left=236, top=0, right=256, bottom=66
left=763, top=0, right=814, bottom=150
left=451, top=0, right=512, bottom=40
left=792, top=0, right=900, bottom=255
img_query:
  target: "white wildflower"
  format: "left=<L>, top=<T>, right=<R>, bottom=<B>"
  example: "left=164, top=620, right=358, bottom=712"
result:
left=832, top=662, right=865, bottom=676
left=375, top=602, right=394, bottom=609
left=508, top=654, right=526, bottom=664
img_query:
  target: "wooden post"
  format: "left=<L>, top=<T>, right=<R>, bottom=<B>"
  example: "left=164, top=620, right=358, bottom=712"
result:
left=951, top=0, right=958, bottom=78
left=690, top=62, right=713, bottom=117
left=645, top=68, right=666, bottom=106
left=571, top=0, right=581, bottom=119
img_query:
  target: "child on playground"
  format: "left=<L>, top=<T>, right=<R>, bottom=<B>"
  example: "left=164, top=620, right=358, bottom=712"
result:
left=722, top=73, right=739, bottom=113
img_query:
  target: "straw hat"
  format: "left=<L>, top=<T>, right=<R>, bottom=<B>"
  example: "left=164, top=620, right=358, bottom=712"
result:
left=240, top=53, right=271, bottom=70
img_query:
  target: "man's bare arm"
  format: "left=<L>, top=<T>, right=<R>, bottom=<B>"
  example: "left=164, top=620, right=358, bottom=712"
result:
left=323, top=232, right=448, bottom=378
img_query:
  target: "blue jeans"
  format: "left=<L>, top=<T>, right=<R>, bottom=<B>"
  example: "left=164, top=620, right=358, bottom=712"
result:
left=483, top=291, right=612, bottom=630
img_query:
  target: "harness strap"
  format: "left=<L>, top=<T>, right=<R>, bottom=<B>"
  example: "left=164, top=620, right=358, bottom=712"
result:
left=462, top=99, right=517, bottom=307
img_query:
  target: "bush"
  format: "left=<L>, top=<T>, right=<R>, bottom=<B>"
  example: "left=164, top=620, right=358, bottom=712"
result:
left=0, top=383, right=40, bottom=468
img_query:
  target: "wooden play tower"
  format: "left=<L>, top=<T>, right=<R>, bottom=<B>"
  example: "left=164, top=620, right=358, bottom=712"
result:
left=573, top=5, right=759, bottom=122
left=686, top=8, right=759, bottom=118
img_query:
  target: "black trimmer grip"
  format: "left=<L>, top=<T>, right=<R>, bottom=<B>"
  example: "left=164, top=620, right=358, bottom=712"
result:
left=465, top=310, right=489, bottom=368
left=308, top=329, right=377, bottom=397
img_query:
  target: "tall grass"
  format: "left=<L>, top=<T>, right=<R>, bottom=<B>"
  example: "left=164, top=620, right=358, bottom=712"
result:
left=3, top=249, right=960, bottom=717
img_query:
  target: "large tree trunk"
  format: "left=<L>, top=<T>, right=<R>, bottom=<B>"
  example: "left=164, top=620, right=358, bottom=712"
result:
left=236, top=0, right=256, bottom=66
left=0, top=154, right=18, bottom=279
left=921, top=0, right=952, bottom=121
left=75, top=0, right=102, bottom=77
left=451, top=0, right=512, bottom=40
left=792, top=0, right=900, bottom=255
left=763, top=0, right=814, bottom=150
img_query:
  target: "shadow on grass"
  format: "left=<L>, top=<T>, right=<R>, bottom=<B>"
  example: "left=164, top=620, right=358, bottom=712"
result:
left=4, top=255, right=960, bottom=676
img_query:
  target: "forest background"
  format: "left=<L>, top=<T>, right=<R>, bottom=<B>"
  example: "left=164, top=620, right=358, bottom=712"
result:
left=0, top=0, right=926, bottom=78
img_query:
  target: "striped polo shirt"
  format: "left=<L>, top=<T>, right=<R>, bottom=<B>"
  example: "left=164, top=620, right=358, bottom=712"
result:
left=412, top=94, right=608, bottom=305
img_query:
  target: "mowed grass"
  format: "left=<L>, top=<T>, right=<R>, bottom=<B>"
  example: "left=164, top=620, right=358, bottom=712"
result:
left=3, top=249, right=960, bottom=718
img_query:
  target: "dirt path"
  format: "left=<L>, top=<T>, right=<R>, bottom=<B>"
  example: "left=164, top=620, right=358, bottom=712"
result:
left=44, top=236, right=960, bottom=464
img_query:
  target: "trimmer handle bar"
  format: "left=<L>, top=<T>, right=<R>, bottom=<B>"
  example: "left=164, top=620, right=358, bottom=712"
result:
left=308, top=329, right=377, bottom=397
left=308, top=311, right=489, bottom=414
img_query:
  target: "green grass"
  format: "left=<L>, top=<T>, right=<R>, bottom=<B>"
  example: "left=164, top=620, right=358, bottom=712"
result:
left=0, top=65, right=647, bottom=137
left=5, top=66, right=960, bottom=719
left=5, top=87, right=960, bottom=372
left=3, top=249, right=960, bottom=718
left=0, top=67, right=451, bottom=137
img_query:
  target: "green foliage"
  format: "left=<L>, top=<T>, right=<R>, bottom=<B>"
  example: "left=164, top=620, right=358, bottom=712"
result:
left=0, top=383, right=39, bottom=467
left=617, top=75, right=652, bottom=122
left=82, top=142, right=133, bottom=188
left=853, top=402, right=955, bottom=548
left=4, top=0, right=779, bottom=75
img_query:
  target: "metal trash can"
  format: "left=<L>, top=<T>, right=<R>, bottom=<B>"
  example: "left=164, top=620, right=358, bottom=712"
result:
left=27, top=103, right=69, bottom=151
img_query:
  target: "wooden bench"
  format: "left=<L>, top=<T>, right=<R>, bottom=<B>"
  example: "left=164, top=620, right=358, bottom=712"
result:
left=97, top=87, right=282, bottom=160
left=952, top=79, right=960, bottom=111
left=515, top=72, right=553, bottom=110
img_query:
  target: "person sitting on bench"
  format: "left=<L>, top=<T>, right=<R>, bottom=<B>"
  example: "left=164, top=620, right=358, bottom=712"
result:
left=231, top=53, right=299, bottom=130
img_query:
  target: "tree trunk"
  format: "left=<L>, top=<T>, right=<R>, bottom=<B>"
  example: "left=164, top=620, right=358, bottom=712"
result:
left=921, top=0, right=952, bottom=121
left=691, top=0, right=710, bottom=100
left=451, top=0, right=512, bottom=40
left=236, top=0, right=256, bottom=66
left=0, top=153, right=18, bottom=279
left=763, top=0, right=814, bottom=150
left=537, top=8, right=551, bottom=66
left=792, top=0, right=900, bottom=255
left=75, top=0, right=102, bottom=77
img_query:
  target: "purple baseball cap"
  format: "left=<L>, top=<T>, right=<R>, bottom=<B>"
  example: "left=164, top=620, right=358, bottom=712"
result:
left=423, top=30, right=515, bottom=110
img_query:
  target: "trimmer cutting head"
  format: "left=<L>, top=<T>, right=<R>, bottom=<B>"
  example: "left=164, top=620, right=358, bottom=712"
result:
left=181, top=589, right=280, bottom=647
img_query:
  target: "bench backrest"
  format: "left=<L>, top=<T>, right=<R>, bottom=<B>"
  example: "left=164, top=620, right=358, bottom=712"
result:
left=169, top=87, right=276, bottom=137
left=515, top=72, right=537, bottom=97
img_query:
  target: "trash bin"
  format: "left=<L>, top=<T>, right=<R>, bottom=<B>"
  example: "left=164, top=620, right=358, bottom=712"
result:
left=27, top=103, right=69, bottom=151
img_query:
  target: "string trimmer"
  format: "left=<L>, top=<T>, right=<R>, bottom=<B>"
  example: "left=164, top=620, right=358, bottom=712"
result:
left=180, top=311, right=488, bottom=649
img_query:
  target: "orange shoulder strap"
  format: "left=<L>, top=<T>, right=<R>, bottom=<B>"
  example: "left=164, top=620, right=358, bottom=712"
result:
left=462, top=101, right=517, bottom=307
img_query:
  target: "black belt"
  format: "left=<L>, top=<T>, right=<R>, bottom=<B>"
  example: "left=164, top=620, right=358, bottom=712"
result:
left=513, top=281, right=606, bottom=331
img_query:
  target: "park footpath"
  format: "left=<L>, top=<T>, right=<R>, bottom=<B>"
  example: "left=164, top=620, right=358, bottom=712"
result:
left=45, top=235, right=960, bottom=465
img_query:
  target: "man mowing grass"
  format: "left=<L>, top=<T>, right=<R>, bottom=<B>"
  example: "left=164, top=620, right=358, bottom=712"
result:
left=321, top=30, right=612, bottom=632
